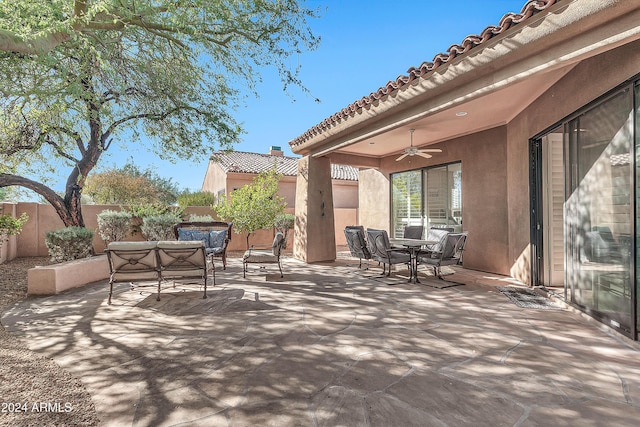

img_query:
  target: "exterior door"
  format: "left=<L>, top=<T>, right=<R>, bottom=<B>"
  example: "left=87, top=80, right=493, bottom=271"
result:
left=564, top=88, right=634, bottom=334
left=532, top=82, right=637, bottom=339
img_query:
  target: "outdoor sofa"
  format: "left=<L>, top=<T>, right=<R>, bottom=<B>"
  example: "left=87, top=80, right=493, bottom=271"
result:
left=105, top=240, right=211, bottom=304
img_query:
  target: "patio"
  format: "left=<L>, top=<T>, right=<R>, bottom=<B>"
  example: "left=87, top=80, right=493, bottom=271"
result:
left=4, top=254, right=640, bottom=426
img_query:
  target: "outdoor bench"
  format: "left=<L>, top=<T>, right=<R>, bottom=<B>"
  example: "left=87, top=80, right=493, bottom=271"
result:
left=173, top=221, right=233, bottom=270
left=105, top=240, right=212, bottom=304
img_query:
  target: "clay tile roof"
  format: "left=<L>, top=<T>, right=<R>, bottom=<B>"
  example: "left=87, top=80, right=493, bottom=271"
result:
left=209, top=151, right=359, bottom=181
left=289, top=0, right=558, bottom=149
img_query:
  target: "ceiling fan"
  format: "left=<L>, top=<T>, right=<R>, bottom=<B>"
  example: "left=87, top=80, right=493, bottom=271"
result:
left=396, top=129, right=442, bottom=161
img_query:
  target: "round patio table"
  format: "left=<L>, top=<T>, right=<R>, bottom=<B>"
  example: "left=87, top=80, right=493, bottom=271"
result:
left=389, top=238, right=437, bottom=283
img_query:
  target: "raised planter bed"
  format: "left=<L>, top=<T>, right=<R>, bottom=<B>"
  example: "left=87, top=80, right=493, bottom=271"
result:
left=27, top=255, right=109, bottom=295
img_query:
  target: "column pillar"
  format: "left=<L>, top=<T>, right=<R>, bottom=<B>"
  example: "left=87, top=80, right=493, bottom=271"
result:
left=294, top=156, right=336, bottom=262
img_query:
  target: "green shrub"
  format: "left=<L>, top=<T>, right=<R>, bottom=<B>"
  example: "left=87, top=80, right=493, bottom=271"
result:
left=188, top=214, right=215, bottom=222
left=97, top=210, right=132, bottom=243
left=0, top=212, right=28, bottom=248
left=45, top=227, right=95, bottom=262
left=177, top=191, right=217, bottom=207
left=274, top=213, right=295, bottom=249
left=124, top=204, right=184, bottom=235
left=140, top=213, right=182, bottom=241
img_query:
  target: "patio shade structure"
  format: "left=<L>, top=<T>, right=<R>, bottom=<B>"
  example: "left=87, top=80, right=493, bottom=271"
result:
left=287, top=0, right=640, bottom=339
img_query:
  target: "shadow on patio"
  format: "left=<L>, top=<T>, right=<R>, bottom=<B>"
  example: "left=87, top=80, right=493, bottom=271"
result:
left=4, top=254, right=640, bottom=426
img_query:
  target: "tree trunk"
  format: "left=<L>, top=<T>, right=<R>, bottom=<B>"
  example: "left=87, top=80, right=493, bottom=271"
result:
left=0, top=174, right=85, bottom=227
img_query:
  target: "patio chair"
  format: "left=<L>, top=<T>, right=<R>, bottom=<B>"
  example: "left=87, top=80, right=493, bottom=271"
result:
left=420, top=227, right=453, bottom=256
left=392, top=224, right=424, bottom=250
left=403, top=225, right=424, bottom=239
left=105, top=241, right=160, bottom=305
left=417, top=232, right=467, bottom=279
left=344, top=225, right=372, bottom=269
left=243, top=232, right=286, bottom=278
left=366, top=228, right=411, bottom=277
left=156, top=241, right=209, bottom=299
left=173, top=221, right=233, bottom=270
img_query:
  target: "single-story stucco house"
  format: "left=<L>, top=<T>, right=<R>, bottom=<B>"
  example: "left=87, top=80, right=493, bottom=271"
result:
left=202, top=146, right=359, bottom=209
left=288, top=0, right=640, bottom=339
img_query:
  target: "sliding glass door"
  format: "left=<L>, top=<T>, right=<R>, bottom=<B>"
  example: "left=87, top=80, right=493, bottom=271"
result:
left=391, top=170, right=422, bottom=237
left=424, top=164, right=462, bottom=231
left=391, top=163, right=462, bottom=238
left=565, top=88, right=633, bottom=332
left=534, top=82, right=637, bottom=337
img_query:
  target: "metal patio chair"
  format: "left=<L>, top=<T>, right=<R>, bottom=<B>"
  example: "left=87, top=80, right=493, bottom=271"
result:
left=366, top=228, right=412, bottom=277
left=417, top=232, right=467, bottom=279
left=344, top=225, right=372, bottom=269
left=243, top=232, right=286, bottom=278
left=403, top=225, right=424, bottom=239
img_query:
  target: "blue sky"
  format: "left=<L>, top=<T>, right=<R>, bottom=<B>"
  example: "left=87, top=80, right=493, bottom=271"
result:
left=101, top=0, right=528, bottom=192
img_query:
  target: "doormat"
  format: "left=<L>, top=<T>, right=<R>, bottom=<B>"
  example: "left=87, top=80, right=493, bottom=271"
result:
left=497, top=286, right=563, bottom=310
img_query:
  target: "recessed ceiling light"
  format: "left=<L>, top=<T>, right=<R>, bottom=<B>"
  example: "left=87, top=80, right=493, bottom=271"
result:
left=369, top=141, right=376, bottom=145
left=456, top=111, right=468, bottom=117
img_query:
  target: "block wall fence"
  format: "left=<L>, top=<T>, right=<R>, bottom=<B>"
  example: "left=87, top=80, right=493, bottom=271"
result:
left=0, top=203, right=357, bottom=264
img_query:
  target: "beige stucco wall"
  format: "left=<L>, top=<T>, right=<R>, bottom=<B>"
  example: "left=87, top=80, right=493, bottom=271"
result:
left=294, top=156, right=336, bottom=262
left=357, top=169, right=389, bottom=231
left=0, top=202, right=355, bottom=262
left=505, top=38, right=640, bottom=282
left=370, top=126, right=510, bottom=276
left=201, top=161, right=228, bottom=198
left=332, top=179, right=359, bottom=209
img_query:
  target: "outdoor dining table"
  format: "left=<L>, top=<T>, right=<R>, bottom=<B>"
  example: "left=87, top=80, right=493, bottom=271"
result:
left=389, top=238, right=437, bottom=283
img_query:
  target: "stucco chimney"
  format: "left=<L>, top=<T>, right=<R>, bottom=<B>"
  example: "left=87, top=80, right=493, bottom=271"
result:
left=269, top=146, right=284, bottom=156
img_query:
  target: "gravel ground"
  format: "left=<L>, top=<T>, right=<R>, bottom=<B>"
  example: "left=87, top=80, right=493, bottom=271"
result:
left=0, top=257, right=99, bottom=427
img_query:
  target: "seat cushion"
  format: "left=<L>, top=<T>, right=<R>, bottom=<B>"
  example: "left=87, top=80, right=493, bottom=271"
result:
left=177, top=229, right=209, bottom=247
left=243, top=250, right=277, bottom=263
left=209, top=230, right=227, bottom=250
left=388, top=251, right=411, bottom=264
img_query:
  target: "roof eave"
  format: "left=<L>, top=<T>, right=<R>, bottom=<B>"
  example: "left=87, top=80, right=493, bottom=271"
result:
left=290, top=0, right=640, bottom=157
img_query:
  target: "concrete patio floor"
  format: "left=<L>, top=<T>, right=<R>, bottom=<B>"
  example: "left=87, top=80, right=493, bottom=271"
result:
left=4, top=254, right=640, bottom=426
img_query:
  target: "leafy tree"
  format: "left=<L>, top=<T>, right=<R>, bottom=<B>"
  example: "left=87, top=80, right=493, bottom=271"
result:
left=274, top=213, right=295, bottom=249
left=84, top=162, right=179, bottom=205
left=122, top=162, right=180, bottom=205
left=214, top=167, right=286, bottom=249
left=0, top=0, right=319, bottom=227
left=177, top=191, right=217, bottom=208
left=0, top=212, right=28, bottom=247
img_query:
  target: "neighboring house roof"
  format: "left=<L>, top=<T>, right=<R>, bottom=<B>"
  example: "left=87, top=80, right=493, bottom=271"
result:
left=209, top=151, right=359, bottom=181
left=289, top=0, right=558, bottom=149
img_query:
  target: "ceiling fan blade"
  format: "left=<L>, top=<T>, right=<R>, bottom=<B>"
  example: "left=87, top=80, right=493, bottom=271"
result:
left=422, top=148, right=443, bottom=153
left=396, top=153, right=409, bottom=161
left=416, top=152, right=433, bottom=159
